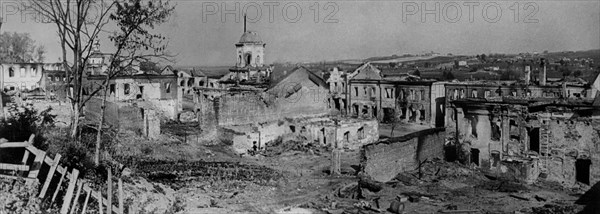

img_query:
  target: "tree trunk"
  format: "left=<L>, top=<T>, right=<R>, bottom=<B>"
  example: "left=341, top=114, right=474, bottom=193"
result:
left=95, top=77, right=110, bottom=166
left=70, top=106, right=79, bottom=138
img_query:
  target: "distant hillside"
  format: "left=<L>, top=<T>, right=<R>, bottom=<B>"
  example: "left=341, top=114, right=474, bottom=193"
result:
left=545, top=49, right=600, bottom=62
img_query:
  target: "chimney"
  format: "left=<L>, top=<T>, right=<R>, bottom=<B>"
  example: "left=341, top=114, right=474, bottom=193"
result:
left=539, top=58, right=546, bottom=86
left=524, top=65, right=531, bottom=84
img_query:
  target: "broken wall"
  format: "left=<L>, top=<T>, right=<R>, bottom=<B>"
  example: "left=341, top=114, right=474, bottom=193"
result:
left=541, top=118, right=600, bottom=186
left=362, top=128, right=445, bottom=182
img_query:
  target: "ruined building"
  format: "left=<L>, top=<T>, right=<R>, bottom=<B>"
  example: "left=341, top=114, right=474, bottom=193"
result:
left=346, top=62, right=446, bottom=127
left=444, top=65, right=600, bottom=187
left=83, top=42, right=180, bottom=138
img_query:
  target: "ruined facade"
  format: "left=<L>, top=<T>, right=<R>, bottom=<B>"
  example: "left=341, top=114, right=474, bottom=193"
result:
left=227, top=117, right=379, bottom=154
left=346, top=63, right=445, bottom=127
left=326, top=67, right=347, bottom=114
left=0, top=63, right=44, bottom=91
left=445, top=81, right=590, bottom=132
left=451, top=98, right=600, bottom=186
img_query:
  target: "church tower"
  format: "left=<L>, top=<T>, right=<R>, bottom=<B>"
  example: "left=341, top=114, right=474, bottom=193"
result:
left=235, top=15, right=265, bottom=68
left=228, top=14, right=270, bottom=85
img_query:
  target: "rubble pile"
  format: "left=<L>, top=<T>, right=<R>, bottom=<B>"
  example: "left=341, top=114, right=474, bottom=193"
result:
left=393, top=158, right=477, bottom=185
left=261, top=135, right=329, bottom=157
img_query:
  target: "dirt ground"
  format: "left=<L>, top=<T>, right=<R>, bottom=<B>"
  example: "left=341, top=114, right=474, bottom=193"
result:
left=116, top=132, right=593, bottom=214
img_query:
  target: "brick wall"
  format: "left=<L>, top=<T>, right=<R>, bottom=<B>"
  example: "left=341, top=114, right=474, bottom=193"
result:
left=362, top=128, right=445, bottom=182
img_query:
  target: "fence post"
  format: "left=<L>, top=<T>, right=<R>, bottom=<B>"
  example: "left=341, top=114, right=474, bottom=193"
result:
left=107, top=170, right=112, bottom=214
left=20, top=150, right=30, bottom=177
left=69, top=181, right=84, bottom=214
left=40, top=154, right=62, bottom=198
left=81, top=186, right=91, bottom=214
left=60, top=169, right=79, bottom=214
left=51, top=169, right=66, bottom=205
left=98, top=192, right=103, bottom=214
left=118, top=177, right=123, bottom=214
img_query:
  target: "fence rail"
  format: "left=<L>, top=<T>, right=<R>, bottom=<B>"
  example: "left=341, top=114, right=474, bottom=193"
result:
left=0, top=134, right=127, bottom=214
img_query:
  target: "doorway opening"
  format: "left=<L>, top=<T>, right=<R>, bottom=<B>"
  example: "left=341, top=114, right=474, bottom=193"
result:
left=575, top=159, right=591, bottom=185
left=470, top=148, right=480, bottom=166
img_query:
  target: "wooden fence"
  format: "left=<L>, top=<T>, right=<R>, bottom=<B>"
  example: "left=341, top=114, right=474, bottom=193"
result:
left=0, top=134, right=129, bottom=214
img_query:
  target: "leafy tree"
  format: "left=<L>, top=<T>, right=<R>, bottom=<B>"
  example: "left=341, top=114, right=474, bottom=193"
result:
left=443, top=71, right=455, bottom=80
left=561, top=67, right=572, bottom=77
left=0, top=32, right=46, bottom=62
left=413, top=69, right=421, bottom=76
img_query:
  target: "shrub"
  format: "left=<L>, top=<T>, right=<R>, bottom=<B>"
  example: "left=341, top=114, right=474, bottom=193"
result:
left=0, top=103, right=56, bottom=149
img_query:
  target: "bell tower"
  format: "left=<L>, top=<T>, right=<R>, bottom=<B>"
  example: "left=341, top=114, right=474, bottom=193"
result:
left=235, top=14, right=265, bottom=68
left=228, top=14, right=270, bottom=86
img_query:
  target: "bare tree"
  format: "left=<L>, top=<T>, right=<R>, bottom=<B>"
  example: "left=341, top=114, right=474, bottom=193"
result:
left=30, top=0, right=174, bottom=165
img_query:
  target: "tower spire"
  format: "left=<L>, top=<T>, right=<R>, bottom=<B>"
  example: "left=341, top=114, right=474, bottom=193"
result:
left=244, top=14, right=247, bottom=32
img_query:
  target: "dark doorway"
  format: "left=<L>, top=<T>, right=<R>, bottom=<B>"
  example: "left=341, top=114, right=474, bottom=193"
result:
left=334, top=98, right=341, bottom=111
left=576, top=159, right=591, bottom=185
left=372, top=106, right=378, bottom=119
left=435, top=97, right=445, bottom=127
left=382, top=108, right=395, bottom=123
left=470, top=148, right=480, bottom=166
left=246, top=54, right=252, bottom=66
left=528, top=128, right=540, bottom=153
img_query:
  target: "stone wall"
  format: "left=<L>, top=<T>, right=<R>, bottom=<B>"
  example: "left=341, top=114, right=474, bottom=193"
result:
left=362, top=128, right=446, bottom=182
left=216, top=87, right=330, bottom=126
left=542, top=118, right=600, bottom=186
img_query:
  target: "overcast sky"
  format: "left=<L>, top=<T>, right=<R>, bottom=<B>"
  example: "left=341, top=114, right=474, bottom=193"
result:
left=2, top=0, right=599, bottom=66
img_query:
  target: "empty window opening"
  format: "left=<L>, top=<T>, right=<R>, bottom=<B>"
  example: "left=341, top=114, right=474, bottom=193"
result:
left=471, top=148, right=480, bottom=166
left=358, top=127, right=365, bottom=139
left=109, top=84, right=116, bottom=94
left=290, top=126, right=296, bottom=133
left=320, top=128, right=327, bottom=145
left=575, top=159, right=591, bottom=185
left=419, top=109, right=426, bottom=121
left=8, top=67, right=14, bottom=77
left=528, top=128, right=540, bottom=153
left=123, top=83, right=130, bottom=95
left=344, top=131, right=350, bottom=142
left=253, top=141, right=258, bottom=151
left=421, top=90, right=425, bottom=100
left=354, top=87, right=359, bottom=96
left=490, top=120, right=501, bottom=141
left=509, top=119, right=519, bottom=140
left=361, top=106, right=369, bottom=116
left=165, top=83, right=171, bottom=93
